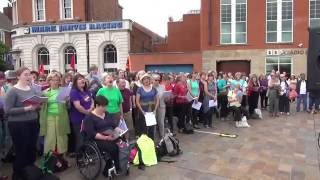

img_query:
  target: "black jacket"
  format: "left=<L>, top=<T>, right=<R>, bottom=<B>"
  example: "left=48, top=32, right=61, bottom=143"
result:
left=296, top=80, right=307, bottom=95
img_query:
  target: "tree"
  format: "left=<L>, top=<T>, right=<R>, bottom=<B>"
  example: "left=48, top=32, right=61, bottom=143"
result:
left=0, top=42, right=9, bottom=71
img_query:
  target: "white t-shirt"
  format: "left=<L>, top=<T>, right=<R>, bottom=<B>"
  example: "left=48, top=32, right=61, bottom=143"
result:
left=300, top=81, right=306, bottom=95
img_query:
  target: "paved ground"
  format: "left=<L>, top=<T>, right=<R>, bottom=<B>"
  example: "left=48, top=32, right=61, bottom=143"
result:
left=2, top=109, right=320, bottom=180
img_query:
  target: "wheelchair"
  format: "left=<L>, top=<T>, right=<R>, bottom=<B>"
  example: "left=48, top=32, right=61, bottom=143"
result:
left=76, top=137, right=130, bottom=180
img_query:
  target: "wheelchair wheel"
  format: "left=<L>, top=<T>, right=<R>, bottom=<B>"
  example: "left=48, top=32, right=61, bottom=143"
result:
left=76, top=143, right=102, bottom=180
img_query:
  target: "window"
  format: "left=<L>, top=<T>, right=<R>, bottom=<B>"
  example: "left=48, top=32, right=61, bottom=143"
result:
left=310, top=0, right=320, bottom=28
left=0, top=31, right=5, bottom=43
left=33, top=0, right=45, bottom=21
left=105, top=68, right=117, bottom=73
left=266, top=0, right=293, bottom=43
left=266, top=56, right=292, bottom=74
left=64, top=46, right=77, bottom=71
left=220, top=0, right=247, bottom=44
left=37, top=47, right=50, bottom=74
left=104, top=44, right=117, bottom=64
left=12, top=0, right=18, bottom=25
left=61, top=0, right=73, bottom=19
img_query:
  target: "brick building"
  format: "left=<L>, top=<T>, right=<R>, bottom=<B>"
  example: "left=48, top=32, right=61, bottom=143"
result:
left=0, top=11, right=12, bottom=49
left=10, top=0, right=162, bottom=73
left=131, top=0, right=320, bottom=75
left=131, top=11, right=202, bottom=73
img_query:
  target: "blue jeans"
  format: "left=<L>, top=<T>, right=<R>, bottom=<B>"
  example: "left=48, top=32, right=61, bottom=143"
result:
left=309, top=96, right=320, bottom=111
left=296, top=94, right=308, bottom=112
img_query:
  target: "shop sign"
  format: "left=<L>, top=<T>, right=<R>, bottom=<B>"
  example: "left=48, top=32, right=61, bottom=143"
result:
left=266, top=49, right=307, bottom=56
left=25, top=21, right=124, bottom=34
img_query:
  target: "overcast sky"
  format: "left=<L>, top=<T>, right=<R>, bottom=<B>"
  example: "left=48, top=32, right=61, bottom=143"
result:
left=0, top=0, right=200, bottom=37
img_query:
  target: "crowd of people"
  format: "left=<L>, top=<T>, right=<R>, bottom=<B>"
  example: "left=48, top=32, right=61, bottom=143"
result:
left=0, top=65, right=318, bottom=180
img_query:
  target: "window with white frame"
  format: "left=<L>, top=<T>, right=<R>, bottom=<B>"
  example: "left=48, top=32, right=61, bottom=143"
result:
left=266, top=0, right=293, bottom=43
left=34, top=0, right=45, bottom=21
left=310, top=0, right=320, bottom=28
left=61, top=0, right=73, bottom=19
left=12, top=0, right=18, bottom=25
left=64, top=46, right=77, bottom=71
left=266, top=56, right=292, bottom=74
left=220, top=0, right=247, bottom=44
left=0, top=31, right=5, bottom=43
left=37, top=47, right=50, bottom=74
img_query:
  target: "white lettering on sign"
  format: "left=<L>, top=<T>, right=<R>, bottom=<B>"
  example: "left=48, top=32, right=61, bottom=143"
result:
left=266, top=49, right=307, bottom=56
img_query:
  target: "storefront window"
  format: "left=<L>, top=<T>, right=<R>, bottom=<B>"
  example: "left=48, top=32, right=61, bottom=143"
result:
left=37, top=47, right=49, bottom=74
left=64, top=46, right=77, bottom=71
left=266, top=56, right=292, bottom=74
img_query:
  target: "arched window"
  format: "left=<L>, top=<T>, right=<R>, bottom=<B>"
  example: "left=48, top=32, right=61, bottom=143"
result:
left=37, top=47, right=49, bottom=74
left=104, top=44, right=117, bottom=64
left=64, top=46, right=77, bottom=71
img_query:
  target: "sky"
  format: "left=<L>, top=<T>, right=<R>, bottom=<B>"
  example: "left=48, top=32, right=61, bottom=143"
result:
left=0, top=0, right=201, bottom=37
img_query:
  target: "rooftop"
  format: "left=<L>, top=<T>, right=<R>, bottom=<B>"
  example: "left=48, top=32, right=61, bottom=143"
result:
left=0, top=12, right=12, bottom=31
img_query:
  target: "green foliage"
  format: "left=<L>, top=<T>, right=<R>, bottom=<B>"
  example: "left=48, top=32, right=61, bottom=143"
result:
left=0, top=41, right=10, bottom=71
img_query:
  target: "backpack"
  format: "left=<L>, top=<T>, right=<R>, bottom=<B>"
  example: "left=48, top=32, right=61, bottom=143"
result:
left=183, top=123, right=194, bottom=134
left=156, top=130, right=182, bottom=158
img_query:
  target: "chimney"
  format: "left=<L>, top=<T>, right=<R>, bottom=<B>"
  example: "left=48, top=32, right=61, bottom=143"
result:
left=3, top=6, right=12, bottom=21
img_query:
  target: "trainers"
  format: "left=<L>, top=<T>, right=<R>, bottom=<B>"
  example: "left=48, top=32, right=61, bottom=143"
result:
left=236, top=121, right=240, bottom=128
left=286, top=112, right=290, bottom=116
left=193, top=125, right=200, bottom=129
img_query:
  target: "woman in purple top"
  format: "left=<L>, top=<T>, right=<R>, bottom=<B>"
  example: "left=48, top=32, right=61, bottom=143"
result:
left=259, top=74, right=268, bottom=109
left=69, top=74, right=94, bottom=151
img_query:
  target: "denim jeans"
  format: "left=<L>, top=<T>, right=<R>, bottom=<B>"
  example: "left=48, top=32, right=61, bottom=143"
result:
left=296, top=94, right=308, bottom=112
left=309, top=96, right=320, bottom=111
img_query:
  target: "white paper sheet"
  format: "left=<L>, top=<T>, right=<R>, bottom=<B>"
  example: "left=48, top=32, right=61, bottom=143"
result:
left=118, top=118, right=129, bottom=136
left=192, top=101, right=202, bottom=110
left=209, top=100, right=218, bottom=107
left=56, top=86, right=72, bottom=103
left=144, top=112, right=157, bottom=126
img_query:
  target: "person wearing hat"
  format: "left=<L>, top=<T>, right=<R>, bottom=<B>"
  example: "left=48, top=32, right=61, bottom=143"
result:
left=3, top=70, right=17, bottom=92
left=136, top=73, right=159, bottom=140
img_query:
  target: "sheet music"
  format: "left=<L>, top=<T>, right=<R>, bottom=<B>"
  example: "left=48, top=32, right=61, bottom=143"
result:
left=192, top=101, right=202, bottom=110
left=144, top=112, right=157, bottom=126
left=209, top=100, right=218, bottom=107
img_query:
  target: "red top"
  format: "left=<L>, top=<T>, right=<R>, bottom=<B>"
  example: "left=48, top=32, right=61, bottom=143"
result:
left=165, top=83, right=174, bottom=91
left=173, top=82, right=188, bottom=104
left=247, top=80, right=260, bottom=96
